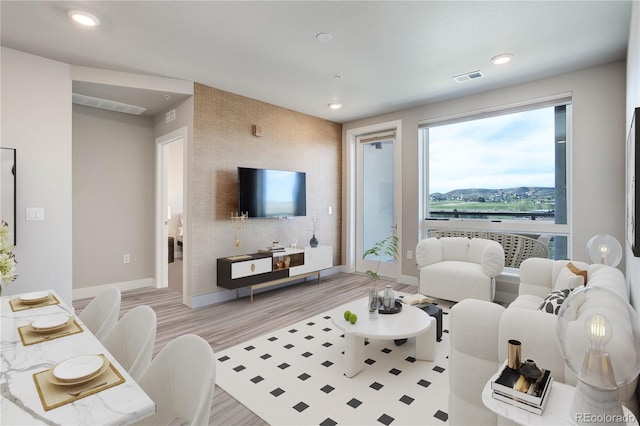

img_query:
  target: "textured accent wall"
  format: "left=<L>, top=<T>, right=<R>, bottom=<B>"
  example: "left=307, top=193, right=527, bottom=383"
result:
left=192, top=83, right=342, bottom=297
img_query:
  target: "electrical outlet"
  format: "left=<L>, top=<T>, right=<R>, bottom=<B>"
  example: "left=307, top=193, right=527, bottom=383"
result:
left=407, top=250, right=413, bottom=260
left=123, top=254, right=130, bottom=264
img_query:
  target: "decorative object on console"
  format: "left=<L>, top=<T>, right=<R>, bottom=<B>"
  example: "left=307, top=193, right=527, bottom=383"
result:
left=556, top=286, right=640, bottom=425
left=229, top=212, right=248, bottom=260
left=585, top=234, right=622, bottom=267
left=309, top=214, right=319, bottom=247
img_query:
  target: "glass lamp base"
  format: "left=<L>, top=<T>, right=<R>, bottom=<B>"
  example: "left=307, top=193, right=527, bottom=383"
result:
left=571, top=380, right=624, bottom=425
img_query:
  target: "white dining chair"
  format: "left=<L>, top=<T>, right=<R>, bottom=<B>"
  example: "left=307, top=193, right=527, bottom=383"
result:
left=78, top=287, right=121, bottom=342
left=102, top=305, right=156, bottom=381
left=134, top=334, right=216, bottom=426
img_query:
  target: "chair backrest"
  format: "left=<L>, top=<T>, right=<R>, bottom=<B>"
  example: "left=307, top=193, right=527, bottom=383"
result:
left=78, top=287, right=121, bottom=342
left=135, top=334, right=216, bottom=425
left=427, top=229, right=549, bottom=268
left=102, top=305, right=156, bottom=381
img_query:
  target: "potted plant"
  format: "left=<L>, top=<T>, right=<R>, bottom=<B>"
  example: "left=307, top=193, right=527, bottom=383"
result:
left=363, top=234, right=398, bottom=316
left=363, top=234, right=399, bottom=281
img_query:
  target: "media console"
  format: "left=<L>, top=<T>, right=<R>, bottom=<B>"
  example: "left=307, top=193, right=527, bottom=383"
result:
left=217, top=246, right=333, bottom=302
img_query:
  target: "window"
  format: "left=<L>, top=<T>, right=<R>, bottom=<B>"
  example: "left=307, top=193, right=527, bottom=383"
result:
left=419, top=101, right=571, bottom=260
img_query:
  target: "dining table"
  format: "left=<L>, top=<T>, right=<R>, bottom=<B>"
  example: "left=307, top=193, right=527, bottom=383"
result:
left=0, top=289, right=156, bottom=425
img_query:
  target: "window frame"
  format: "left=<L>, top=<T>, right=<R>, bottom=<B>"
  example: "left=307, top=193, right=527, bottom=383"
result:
left=418, top=96, right=573, bottom=255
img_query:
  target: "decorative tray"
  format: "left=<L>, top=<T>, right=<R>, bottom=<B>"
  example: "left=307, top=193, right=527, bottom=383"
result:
left=379, top=300, right=403, bottom=314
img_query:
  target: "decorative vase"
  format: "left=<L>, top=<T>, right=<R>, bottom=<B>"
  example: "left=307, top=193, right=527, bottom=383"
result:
left=310, top=234, right=318, bottom=247
left=368, top=286, right=379, bottom=319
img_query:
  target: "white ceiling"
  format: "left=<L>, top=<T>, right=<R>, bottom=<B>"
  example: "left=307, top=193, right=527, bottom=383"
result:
left=0, top=1, right=633, bottom=123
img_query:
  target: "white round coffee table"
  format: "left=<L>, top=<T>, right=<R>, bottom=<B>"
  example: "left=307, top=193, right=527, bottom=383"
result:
left=330, top=297, right=435, bottom=378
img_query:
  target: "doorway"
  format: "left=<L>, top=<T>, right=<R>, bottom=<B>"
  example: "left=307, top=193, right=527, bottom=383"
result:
left=156, top=127, right=187, bottom=301
left=346, top=120, right=402, bottom=280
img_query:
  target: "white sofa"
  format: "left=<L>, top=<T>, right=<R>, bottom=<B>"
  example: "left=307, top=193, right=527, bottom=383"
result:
left=416, top=237, right=505, bottom=302
left=448, top=258, right=638, bottom=425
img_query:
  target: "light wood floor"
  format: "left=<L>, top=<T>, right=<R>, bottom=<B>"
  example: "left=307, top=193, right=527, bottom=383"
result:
left=73, top=273, right=417, bottom=425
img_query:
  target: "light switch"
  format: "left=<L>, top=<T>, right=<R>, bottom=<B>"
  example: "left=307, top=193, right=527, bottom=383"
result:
left=26, top=207, right=44, bottom=221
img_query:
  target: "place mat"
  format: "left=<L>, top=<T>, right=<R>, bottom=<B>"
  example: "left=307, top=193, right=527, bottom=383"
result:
left=9, top=294, right=60, bottom=312
left=18, top=319, right=84, bottom=346
left=33, top=354, right=125, bottom=411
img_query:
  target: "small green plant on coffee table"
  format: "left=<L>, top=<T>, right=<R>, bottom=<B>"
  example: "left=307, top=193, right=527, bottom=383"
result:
left=363, top=235, right=399, bottom=281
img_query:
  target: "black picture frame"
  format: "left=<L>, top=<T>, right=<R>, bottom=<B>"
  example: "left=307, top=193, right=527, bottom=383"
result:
left=1, top=147, right=16, bottom=246
left=627, top=107, right=640, bottom=257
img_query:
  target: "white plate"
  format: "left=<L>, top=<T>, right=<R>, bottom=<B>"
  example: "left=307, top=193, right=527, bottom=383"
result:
left=19, top=291, right=50, bottom=304
left=53, top=355, right=104, bottom=382
left=30, top=314, right=71, bottom=331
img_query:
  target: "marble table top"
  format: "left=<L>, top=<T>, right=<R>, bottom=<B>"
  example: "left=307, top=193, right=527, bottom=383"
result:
left=1, top=290, right=155, bottom=425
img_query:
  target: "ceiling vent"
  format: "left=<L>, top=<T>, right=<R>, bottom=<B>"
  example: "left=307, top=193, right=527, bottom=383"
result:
left=452, top=70, right=484, bottom=83
left=72, top=93, right=147, bottom=115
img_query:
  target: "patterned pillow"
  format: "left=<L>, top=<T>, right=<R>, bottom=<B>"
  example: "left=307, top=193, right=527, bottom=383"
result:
left=538, top=288, right=573, bottom=315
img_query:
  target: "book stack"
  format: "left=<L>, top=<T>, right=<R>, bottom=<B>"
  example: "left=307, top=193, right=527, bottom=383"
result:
left=491, top=365, right=553, bottom=415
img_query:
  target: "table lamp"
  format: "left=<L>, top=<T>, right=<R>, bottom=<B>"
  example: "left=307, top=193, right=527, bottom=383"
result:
left=586, top=234, right=622, bottom=267
left=556, top=286, right=640, bottom=425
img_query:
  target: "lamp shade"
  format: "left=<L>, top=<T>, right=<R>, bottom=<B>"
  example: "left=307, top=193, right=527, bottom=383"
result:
left=556, top=286, right=640, bottom=423
left=557, top=286, right=640, bottom=388
left=586, top=234, right=622, bottom=267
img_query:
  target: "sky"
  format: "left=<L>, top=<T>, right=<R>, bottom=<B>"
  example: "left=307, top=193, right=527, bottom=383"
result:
left=427, top=107, right=556, bottom=194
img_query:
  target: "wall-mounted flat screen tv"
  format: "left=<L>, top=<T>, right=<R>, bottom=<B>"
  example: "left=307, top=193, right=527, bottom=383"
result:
left=238, top=167, right=306, bottom=218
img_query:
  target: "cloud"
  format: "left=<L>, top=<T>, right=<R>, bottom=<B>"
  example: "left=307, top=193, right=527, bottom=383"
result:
left=427, top=107, right=556, bottom=193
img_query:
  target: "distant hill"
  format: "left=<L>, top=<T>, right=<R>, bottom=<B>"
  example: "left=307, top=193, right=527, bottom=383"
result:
left=430, top=187, right=554, bottom=201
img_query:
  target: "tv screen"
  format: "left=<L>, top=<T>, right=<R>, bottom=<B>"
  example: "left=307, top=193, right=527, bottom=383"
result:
left=238, top=167, right=306, bottom=218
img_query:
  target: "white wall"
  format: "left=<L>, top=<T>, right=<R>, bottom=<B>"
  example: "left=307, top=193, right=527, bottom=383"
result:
left=0, top=48, right=73, bottom=304
left=72, top=105, right=155, bottom=290
left=626, top=2, right=640, bottom=309
left=344, top=61, right=627, bottom=280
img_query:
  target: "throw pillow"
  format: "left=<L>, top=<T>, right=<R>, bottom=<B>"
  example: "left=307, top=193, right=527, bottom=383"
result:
left=566, top=262, right=587, bottom=285
left=538, top=288, right=573, bottom=315
left=554, top=266, right=584, bottom=291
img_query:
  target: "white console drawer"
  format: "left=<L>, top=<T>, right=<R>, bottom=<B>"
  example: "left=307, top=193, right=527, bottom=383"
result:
left=231, top=257, right=272, bottom=279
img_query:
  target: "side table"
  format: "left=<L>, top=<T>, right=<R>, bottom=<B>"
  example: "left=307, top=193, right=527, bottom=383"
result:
left=482, top=366, right=637, bottom=425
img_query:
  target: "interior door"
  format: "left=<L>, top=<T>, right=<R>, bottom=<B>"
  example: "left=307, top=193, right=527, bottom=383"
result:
left=355, top=135, right=398, bottom=279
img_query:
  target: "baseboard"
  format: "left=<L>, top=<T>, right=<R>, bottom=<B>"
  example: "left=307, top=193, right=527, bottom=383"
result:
left=398, top=274, right=419, bottom=286
left=190, top=266, right=343, bottom=308
left=72, top=278, right=154, bottom=301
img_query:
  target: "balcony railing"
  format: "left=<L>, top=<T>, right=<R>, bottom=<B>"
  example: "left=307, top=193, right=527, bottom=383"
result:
left=428, top=210, right=555, bottom=221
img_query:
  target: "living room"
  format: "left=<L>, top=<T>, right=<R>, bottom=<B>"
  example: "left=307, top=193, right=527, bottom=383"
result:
left=2, top=1, right=640, bottom=424
left=1, top=1, right=638, bottom=310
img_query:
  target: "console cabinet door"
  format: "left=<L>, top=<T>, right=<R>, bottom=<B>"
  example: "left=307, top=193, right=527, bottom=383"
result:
left=231, top=257, right=272, bottom=279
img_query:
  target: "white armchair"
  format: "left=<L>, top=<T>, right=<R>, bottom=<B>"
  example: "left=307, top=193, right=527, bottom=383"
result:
left=416, top=237, right=505, bottom=302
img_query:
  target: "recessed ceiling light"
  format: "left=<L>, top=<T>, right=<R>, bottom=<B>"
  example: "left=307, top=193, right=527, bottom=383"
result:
left=491, top=53, right=513, bottom=65
left=328, top=103, right=342, bottom=110
left=68, top=10, right=100, bottom=27
left=316, top=33, right=333, bottom=42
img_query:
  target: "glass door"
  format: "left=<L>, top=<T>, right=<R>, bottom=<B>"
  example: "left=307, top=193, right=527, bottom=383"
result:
left=355, top=136, right=397, bottom=279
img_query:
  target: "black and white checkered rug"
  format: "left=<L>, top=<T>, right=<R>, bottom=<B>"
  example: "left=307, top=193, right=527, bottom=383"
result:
left=216, top=298, right=453, bottom=425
